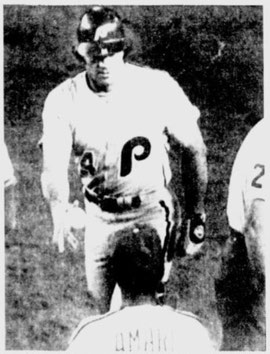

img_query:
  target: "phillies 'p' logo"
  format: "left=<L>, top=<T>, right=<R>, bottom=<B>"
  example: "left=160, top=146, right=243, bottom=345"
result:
left=120, top=137, right=151, bottom=177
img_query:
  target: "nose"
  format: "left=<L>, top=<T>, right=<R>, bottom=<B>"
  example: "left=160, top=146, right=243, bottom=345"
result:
left=100, top=48, right=109, bottom=57
left=94, top=47, right=109, bottom=62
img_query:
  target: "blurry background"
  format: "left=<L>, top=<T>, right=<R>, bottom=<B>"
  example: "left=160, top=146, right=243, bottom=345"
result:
left=4, top=5, right=263, bottom=350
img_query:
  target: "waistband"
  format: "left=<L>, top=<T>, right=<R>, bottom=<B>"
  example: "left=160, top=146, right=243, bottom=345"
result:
left=84, top=188, right=141, bottom=213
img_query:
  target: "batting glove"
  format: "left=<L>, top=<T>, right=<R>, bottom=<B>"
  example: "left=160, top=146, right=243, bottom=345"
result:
left=178, top=212, right=206, bottom=257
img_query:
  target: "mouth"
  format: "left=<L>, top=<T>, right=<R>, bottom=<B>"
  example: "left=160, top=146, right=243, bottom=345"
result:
left=97, top=71, right=110, bottom=80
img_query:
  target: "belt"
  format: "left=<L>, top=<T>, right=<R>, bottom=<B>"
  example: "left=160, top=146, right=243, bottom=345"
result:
left=84, top=188, right=141, bottom=213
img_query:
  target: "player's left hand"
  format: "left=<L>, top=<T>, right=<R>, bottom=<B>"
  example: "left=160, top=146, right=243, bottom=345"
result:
left=178, top=212, right=206, bottom=257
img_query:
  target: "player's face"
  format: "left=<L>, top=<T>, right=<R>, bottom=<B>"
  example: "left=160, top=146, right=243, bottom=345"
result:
left=78, top=22, right=125, bottom=91
left=85, top=49, right=124, bottom=91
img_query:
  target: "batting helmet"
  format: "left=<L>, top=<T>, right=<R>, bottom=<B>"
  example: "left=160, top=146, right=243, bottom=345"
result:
left=76, top=6, right=126, bottom=60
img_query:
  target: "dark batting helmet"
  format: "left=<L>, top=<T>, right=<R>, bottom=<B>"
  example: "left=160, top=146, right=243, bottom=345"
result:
left=76, top=6, right=126, bottom=59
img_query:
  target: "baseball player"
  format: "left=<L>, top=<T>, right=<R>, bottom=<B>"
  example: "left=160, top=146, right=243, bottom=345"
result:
left=227, top=117, right=267, bottom=350
left=41, top=6, right=208, bottom=313
left=67, top=224, right=214, bottom=353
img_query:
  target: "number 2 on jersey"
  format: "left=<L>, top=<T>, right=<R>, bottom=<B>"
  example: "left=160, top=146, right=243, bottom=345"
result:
left=251, top=164, right=265, bottom=188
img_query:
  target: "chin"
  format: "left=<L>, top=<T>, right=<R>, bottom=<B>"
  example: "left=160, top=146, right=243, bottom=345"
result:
left=100, top=79, right=111, bottom=85
left=97, top=81, right=112, bottom=92
left=100, top=79, right=113, bottom=87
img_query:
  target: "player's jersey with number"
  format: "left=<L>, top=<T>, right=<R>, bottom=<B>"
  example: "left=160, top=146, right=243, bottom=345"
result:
left=227, top=118, right=267, bottom=234
left=42, top=63, right=200, bottom=201
left=68, top=305, right=214, bottom=353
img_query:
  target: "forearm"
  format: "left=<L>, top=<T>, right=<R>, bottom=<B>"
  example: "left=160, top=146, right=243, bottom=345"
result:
left=170, top=134, right=208, bottom=256
left=181, top=138, right=208, bottom=216
left=41, top=168, right=74, bottom=252
left=41, top=168, right=70, bottom=220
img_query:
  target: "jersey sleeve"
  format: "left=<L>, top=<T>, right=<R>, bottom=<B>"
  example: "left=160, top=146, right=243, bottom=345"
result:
left=174, top=313, right=215, bottom=352
left=190, top=321, right=215, bottom=352
left=227, top=120, right=266, bottom=233
left=227, top=145, right=246, bottom=233
left=161, top=72, right=201, bottom=146
left=41, top=85, right=73, bottom=204
left=67, top=315, right=104, bottom=353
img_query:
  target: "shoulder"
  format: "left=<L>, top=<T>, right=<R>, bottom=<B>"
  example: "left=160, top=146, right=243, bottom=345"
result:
left=125, top=63, right=195, bottom=115
left=174, top=308, right=204, bottom=326
left=125, top=62, right=178, bottom=88
left=171, top=308, right=209, bottom=335
left=44, top=71, right=86, bottom=105
left=161, top=307, right=214, bottom=349
left=243, top=118, right=266, bottom=146
left=175, top=308, right=200, bottom=320
left=245, top=118, right=267, bottom=147
left=163, top=306, right=204, bottom=326
left=69, top=310, right=118, bottom=344
left=235, top=118, right=267, bottom=164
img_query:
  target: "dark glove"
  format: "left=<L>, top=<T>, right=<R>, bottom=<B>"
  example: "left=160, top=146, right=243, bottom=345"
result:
left=189, top=212, right=206, bottom=244
left=177, top=212, right=206, bottom=257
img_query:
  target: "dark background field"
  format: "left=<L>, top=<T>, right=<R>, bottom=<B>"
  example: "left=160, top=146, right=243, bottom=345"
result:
left=4, top=5, right=263, bottom=351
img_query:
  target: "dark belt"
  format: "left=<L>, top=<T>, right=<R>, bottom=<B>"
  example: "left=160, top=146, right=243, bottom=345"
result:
left=85, top=188, right=141, bottom=213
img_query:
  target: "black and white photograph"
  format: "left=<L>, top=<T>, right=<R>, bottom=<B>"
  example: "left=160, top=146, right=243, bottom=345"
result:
left=3, top=1, right=267, bottom=352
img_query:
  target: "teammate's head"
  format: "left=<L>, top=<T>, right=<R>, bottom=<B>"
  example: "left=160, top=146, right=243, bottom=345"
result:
left=112, top=224, right=164, bottom=301
left=75, top=6, right=127, bottom=92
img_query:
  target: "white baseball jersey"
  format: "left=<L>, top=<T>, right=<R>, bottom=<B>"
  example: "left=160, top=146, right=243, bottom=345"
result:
left=67, top=304, right=214, bottom=353
left=227, top=118, right=267, bottom=253
left=42, top=63, right=200, bottom=206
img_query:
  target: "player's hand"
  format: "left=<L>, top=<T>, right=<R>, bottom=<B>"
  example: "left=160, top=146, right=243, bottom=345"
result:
left=52, top=220, right=78, bottom=254
left=178, top=212, right=206, bottom=257
left=51, top=201, right=86, bottom=253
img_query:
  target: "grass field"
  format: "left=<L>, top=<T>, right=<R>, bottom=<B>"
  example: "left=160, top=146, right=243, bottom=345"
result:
left=4, top=80, right=256, bottom=351
left=3, top=4, right=264, bottom=351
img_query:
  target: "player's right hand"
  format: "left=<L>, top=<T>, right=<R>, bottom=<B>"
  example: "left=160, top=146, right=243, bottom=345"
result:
left=51, top=201, right=85, bottom=253
left=52, top=222, right=78, bottom=253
